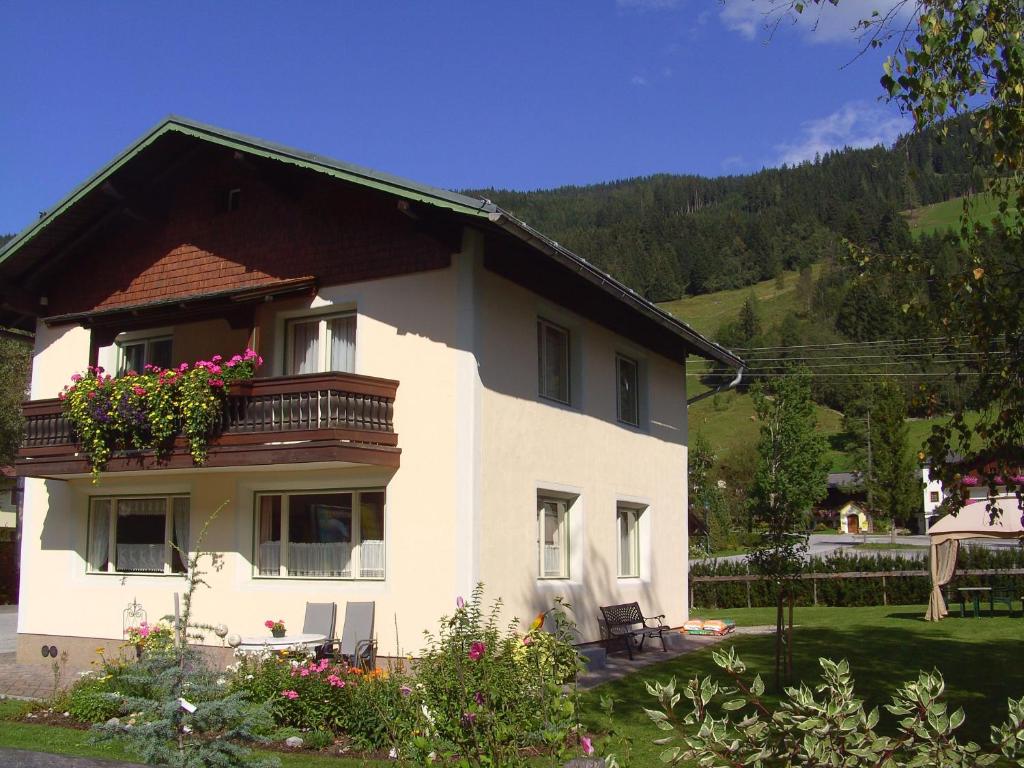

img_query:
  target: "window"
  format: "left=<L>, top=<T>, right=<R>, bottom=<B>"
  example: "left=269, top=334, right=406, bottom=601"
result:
left=617, top=505, right=643, bottom=578
left=930, top=491, right=941, bottom=503
left=255, top=489, right=385, bottom=579
left=537, top=319, right=570, bottom=404
left=286, top=313, right=356, bottom=375
left=616, top=354, right=639, bottom=426
left=117, top=336, right=173, bottom=374
left=537, top=496, right=570, bottom=579
left=87, top=496, right=189, bottom=574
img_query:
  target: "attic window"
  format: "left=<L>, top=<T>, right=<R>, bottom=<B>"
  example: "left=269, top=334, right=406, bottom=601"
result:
left=226, top=188, right=241, bottom=212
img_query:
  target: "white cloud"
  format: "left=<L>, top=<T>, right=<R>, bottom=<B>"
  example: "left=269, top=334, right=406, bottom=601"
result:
left=719, top=0, right=912, bottom=45
left=616, top=0, right=682, bottom=9
left=774, top=101, right=909, bottom=165
left=721, top=155, right=747, bottom=172
left=631, top=74, right=650, bottom=86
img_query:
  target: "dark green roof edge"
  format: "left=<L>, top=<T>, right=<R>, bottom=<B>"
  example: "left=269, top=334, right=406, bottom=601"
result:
left=0, top=115, right=496, bottom=268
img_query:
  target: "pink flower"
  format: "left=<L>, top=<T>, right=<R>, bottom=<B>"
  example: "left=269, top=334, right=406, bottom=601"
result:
left=468, top=641, right=486, bottom=661
left=581, top=735, right=593, bottom=756
left=264, top=620, right=274, bottom=629
left=132, top=385, right=147, bottom=396
left=456, top=596, right=465, bottom=609
left=71, top=374, right=82, bottom=383
left=327, top=674, right=346, bottom=688
left=209, top=378, right=224, bottom=388
left=522, top=635, right=533, bottom=646
left=400, top=685, right=412, bottom=697
left=212, top=355, right=222, bottom=363
left=299, top=668, right=310, bottom=677
left=281, top=690, right=299, bottom=700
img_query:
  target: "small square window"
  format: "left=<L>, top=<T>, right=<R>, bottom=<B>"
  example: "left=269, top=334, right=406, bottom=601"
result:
left=617, top=504, right=642, bottom=578
left=616, top=355, right=639, bottom=426
left=538, top=495, right=570, bottom=579
left=117, top=336, right=173, bottom=374
left=286, top=313, right=356, bottom=375
left=930, top=491, right=940, bottom=503
left=537, top=319, right=570, bottom=404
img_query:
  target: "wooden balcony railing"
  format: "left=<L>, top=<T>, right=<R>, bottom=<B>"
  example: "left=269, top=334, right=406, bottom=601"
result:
left=17, top=372, right=400, bottom=477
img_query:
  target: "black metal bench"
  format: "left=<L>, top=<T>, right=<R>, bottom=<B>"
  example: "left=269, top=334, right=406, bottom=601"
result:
left=599, top=602, right=669, bottom=660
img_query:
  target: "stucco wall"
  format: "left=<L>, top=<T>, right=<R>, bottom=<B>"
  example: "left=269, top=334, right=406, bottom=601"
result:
left=18, top=264, right=464, bottom=663
left=472, top=259, right=689, bottom=642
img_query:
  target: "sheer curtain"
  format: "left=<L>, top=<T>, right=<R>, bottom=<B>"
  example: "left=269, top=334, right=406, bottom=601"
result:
left=329, top=316, right=356, bottom=372
left=258, top=497, right=280, bottom=575
left=116, top=498, right=166, bottom=573
left=88, top=501, right=111, bottom=572
left=289, top=320, right=319, bottom=374
left=172, top=498, right=190, bottom=573
left=288, top=542, right=352, bottom=577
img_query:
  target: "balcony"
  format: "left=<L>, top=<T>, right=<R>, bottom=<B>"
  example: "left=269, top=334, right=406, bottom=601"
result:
left=17, top=372, right=400, bottom=478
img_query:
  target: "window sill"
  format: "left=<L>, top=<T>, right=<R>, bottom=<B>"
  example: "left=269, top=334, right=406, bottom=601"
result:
left=87, top=571, right=186, bottom=577
left=538, top=393, right=574, bottom=409
left=252, top=575, right=385, bottom=582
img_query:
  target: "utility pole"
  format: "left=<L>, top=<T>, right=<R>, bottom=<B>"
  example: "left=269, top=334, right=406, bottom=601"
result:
left=864, top=409, right=872, bottom=544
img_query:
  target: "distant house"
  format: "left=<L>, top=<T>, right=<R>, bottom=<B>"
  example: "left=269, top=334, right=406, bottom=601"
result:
left=838, top=501, right=872, bottom=535
left=0, top=117, right=743, bottom=666
left=814, top=472, right=865, bottom=528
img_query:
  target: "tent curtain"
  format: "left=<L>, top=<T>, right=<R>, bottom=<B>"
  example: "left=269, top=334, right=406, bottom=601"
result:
left=926, top=538, right=960, bottom=621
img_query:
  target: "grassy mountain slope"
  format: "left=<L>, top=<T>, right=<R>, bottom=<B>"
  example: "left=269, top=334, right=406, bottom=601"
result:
left=658, top=263, right=821, bottom=337
left=903, top=192, right=1008, bottom=237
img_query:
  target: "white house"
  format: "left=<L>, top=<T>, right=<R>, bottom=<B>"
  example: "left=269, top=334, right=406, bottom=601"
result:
left=0, top=118, right=742, bottom=666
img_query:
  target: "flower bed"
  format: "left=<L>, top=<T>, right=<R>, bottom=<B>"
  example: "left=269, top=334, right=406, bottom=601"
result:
left=60, top=349, right=262, bottom=478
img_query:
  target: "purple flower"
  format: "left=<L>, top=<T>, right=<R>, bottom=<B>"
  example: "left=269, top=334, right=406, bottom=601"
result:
left=468, top=641, right=486, bottom=661
left=460, top=711, right=476, bottom=728
left=456, top=596, right=465, bottom=609
left=400, top=685, right=412, bottom=697
left=473, top=691, right=484, bottom=706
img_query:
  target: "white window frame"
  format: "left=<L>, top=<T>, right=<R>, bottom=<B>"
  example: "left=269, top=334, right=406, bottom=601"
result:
left=253, top=488, right=385, bottom=580
left=284, top=312, right=356, bottom=375
left=538, top=318, right=571, bottom=405
left=616, top=504, right=643, bottom=578
left=537, top=495, right=570, bottom=580
left=116, top=335, right=173, bottom=374
left=87, top=495, right=189, bottom=575
left=616, top=354, right=640, bottom=427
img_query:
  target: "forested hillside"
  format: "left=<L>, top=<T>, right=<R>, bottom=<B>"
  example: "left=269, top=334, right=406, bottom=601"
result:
left=474, top=118, right=981, bottom=302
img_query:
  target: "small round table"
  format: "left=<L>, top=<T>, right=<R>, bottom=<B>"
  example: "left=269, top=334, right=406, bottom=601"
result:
left=236, top=633, right=327, bottom=653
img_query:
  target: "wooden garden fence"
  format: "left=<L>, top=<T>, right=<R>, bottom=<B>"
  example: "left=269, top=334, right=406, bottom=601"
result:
left=689, top=568, right=1024, bottom=609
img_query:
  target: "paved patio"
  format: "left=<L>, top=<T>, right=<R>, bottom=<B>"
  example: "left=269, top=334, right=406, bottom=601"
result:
left=577, top=626, right=774, bottom=689
left=0, top=606, right=91, bottom=701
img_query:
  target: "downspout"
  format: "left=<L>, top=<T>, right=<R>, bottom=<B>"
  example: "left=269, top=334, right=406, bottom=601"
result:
left=686, top=366, right=744, bottom=408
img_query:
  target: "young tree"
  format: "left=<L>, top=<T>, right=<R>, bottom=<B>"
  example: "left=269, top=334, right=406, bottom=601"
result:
left=0, top=336, right=30, bottom=465
left=868, top=382, right=921, bottom=535
left=747, top=369, right=828, bottom=688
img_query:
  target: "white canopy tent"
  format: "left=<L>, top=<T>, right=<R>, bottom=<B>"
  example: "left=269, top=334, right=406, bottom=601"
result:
left=926, top=496, right=1024, bottom=621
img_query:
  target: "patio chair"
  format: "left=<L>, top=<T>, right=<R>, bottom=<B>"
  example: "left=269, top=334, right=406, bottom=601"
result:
left=321, top=601, right=376, bottom=670
left=303, top=602, right=337, bottom=659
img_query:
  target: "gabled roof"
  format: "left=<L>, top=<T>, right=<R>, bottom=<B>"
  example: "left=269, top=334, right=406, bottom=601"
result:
left=0, top=116, right=742, bottom=368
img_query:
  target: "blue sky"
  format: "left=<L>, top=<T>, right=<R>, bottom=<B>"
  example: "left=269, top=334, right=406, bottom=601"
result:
left=0, top=1, right=911, bottom=235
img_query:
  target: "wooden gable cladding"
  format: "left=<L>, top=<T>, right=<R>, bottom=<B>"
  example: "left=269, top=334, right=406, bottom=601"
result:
left=45, top=147, right=453, bottom=317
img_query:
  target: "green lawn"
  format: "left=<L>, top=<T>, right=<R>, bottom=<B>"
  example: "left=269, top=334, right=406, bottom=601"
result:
left=658, top=263, right=822, bottom=338
left=580, top=604, right=1024, bottom=765
left=903, top=192, right=1017, bottom=238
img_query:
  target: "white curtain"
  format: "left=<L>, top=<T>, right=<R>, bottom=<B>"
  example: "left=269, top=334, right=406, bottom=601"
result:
left=172, top=498, right=190, bottom=570
left=543, top=545, right=562, bottom=577
left=360, top=539, right=385, bottom=578
left=259, top=541, right=281, bottom=575
left=288, top=541, right=352, bottom=577
left=116, top=544, right=164, bottom=572
left=329, top=316, right=356, bottom=372
left=88, top=501, right=110, bottom=571
left=290, top=320, right=319, bottom=374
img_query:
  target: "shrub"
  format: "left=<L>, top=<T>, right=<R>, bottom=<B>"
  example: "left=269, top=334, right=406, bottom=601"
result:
left=303, top=729, right=333, bottom=750
left=229, top=651, right=416, bottom=751
left=642, top=646, right=1024, bottom=767
left=64, top=677, right=123, bottom=723
left=403, top=585, right=588, bottom=767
